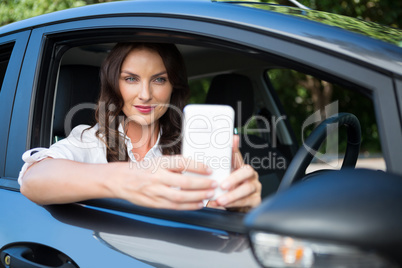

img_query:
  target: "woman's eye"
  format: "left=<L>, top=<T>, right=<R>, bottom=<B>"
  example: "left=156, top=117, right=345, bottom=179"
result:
left=125, top=77, right=137, bottom=83
left=154, top=77, right=167, bottom=84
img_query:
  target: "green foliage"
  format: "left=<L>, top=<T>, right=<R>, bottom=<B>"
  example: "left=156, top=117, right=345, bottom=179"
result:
left=0, top=0, right=86, bottom=26
left=0, top=0, right=119, bottom=27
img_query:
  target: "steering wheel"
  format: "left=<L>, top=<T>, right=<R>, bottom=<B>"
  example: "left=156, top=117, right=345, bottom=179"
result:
left=277, top=113, right=361, bottom=192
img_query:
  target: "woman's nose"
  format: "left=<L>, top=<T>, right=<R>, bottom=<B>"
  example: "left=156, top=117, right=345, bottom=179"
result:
left=138, top=82, right=152, bottom=101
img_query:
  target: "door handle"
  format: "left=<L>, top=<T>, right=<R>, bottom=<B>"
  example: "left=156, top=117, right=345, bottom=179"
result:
left=1, top=244, right=78, bottom=268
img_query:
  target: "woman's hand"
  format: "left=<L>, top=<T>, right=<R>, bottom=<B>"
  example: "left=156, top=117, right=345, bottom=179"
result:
left=207, top=135, right=261, bottom=212
left=109, top=156, right=217, bottom=210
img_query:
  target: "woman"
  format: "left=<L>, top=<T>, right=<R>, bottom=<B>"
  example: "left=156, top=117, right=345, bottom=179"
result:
left=19, top=42, right=261, bottom=211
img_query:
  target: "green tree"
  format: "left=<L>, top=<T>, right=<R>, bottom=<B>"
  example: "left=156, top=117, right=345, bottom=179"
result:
left=0, top=0, right=117, bottom=27
left=0, top=0, right=84, bottom=26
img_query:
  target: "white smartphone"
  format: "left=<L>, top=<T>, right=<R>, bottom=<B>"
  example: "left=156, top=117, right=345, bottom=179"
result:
left=182, top=104, right=235, bottom=200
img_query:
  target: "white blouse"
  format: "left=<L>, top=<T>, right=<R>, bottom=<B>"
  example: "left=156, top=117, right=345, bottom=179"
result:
left=18, top=124, right=162, bottom=185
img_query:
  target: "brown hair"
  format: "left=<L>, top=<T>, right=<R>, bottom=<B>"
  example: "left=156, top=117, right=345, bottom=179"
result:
left=95, top=42, right=189, bottom=162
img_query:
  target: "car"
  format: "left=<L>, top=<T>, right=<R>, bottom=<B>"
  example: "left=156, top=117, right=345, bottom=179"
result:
left=0, top=0, right=402, bottom=267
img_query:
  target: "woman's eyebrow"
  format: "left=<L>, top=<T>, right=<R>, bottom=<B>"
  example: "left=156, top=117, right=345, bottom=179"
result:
left=120, top=70, right=167, bottom=78
left=121, top=70, right=138, bottom=76
left=151, top=71, right=167, bottom=79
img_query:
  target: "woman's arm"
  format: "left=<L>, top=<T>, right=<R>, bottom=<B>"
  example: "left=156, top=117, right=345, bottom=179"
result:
left=21, top=157, right=217, bottom=210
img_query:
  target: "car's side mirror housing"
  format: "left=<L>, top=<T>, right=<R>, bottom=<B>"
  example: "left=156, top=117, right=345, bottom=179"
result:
left=245, top=169, right=402, bottom=268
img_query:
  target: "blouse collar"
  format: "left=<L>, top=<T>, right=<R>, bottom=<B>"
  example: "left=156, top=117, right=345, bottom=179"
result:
left=118, top=123, right=162, bottom=162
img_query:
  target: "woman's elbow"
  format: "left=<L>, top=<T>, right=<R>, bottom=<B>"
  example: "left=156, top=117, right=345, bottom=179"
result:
left=20, top=170, right=48, bottom=205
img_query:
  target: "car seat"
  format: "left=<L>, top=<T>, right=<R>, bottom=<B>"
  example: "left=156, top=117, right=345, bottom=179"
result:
left=53, top=65, right=100, bottom=142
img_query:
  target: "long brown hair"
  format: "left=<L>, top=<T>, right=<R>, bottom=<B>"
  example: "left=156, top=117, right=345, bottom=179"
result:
left=95, top=42, right=189, bottom=162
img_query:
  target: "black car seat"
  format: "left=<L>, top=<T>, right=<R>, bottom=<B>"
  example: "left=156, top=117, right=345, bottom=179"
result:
left=205, top=73, right=287, bottom=198
left=53, top=65, right=100, bottom=142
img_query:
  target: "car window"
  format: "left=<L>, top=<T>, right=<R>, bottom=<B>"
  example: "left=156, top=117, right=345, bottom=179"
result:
left=266, top=68, right=385, bottom=173
left=0, top=43, right=14, bottom=94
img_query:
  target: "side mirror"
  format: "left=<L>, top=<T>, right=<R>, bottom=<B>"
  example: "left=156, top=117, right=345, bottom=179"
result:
left=245, top=169, right=402, bottom=268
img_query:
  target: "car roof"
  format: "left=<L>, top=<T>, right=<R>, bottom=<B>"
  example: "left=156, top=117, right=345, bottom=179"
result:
left=1, top=0, right=401, bottom=76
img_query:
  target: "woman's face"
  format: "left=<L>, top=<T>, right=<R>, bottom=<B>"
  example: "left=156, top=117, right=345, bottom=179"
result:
left=119, top=47, right=173, bottom=127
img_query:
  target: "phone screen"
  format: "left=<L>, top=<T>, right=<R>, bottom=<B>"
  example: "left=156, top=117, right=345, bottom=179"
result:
left=182, top=104, right=234, bottom=200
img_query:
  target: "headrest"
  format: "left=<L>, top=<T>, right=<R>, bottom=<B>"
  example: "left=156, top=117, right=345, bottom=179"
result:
left=205, top=73, right=254, bottom=127
left=53, top=65, right=100, bottom=137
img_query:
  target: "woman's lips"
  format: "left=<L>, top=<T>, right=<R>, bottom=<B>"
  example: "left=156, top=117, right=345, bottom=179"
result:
left=134, top=105, right=156, bottom=113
